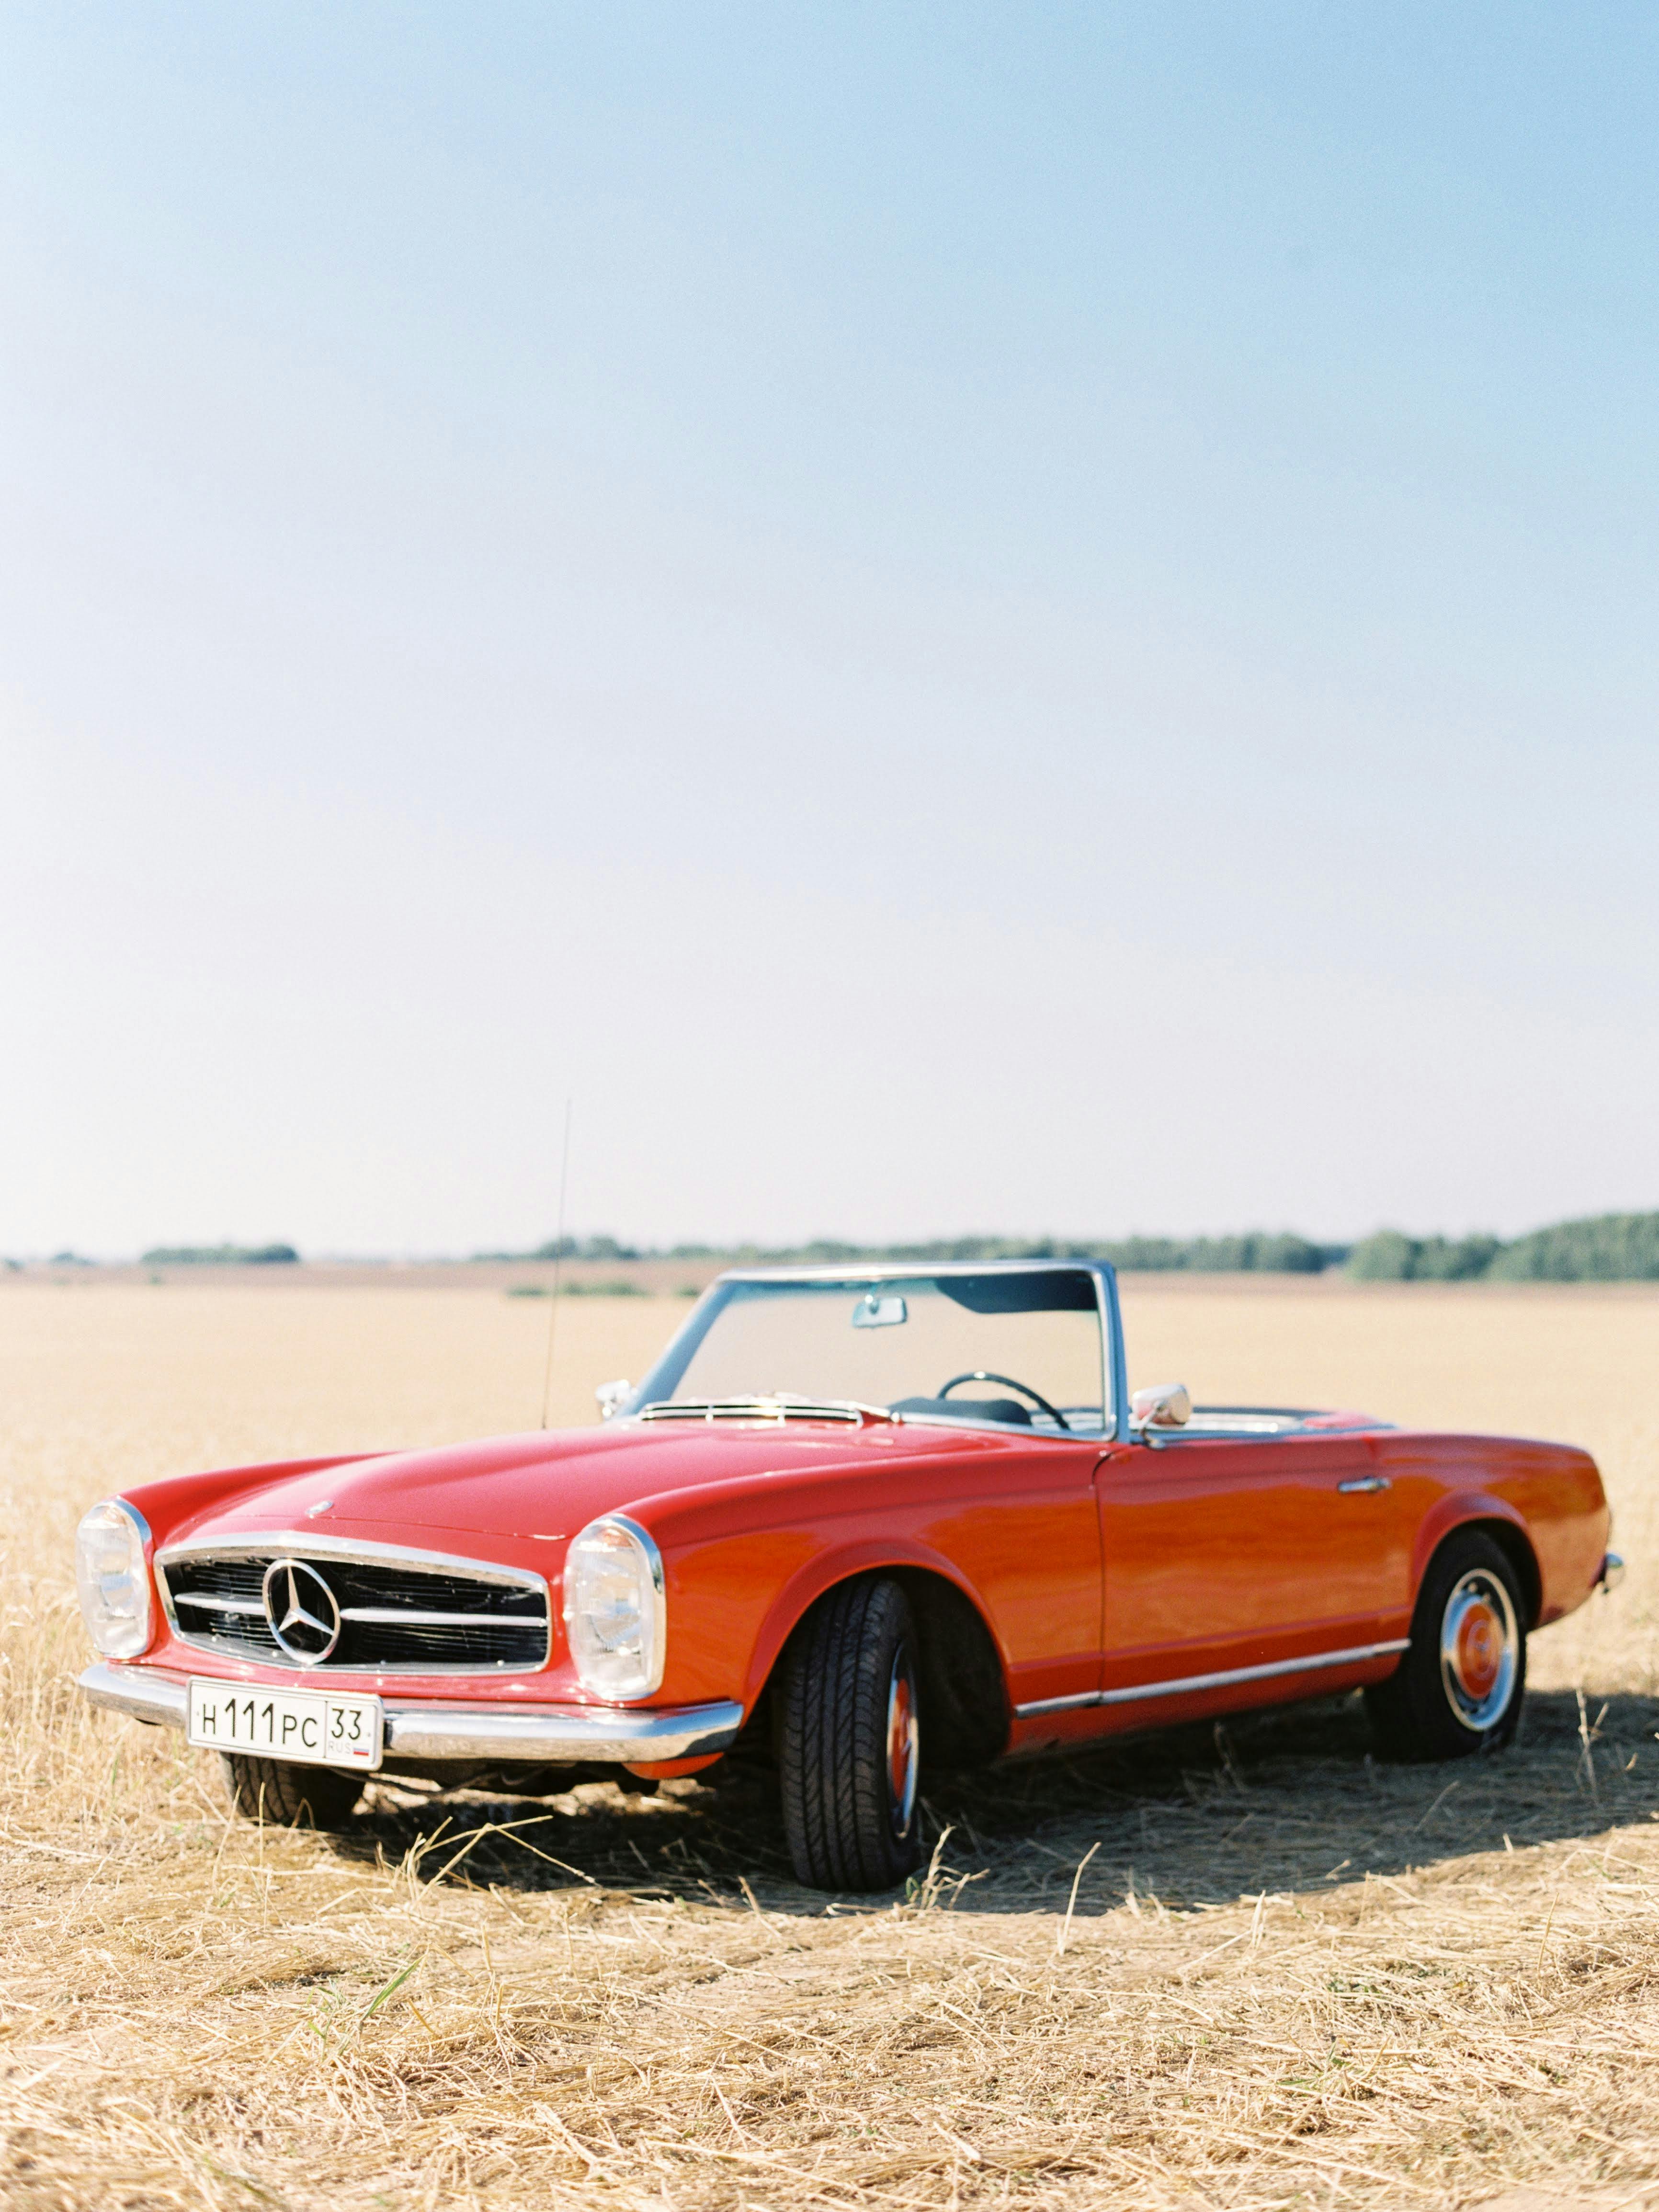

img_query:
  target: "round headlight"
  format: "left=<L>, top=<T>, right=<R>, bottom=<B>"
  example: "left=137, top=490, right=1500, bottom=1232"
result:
left=562, top=1515, right=665, bottom=1700
left=74, top=1498, right=153, bottom=1659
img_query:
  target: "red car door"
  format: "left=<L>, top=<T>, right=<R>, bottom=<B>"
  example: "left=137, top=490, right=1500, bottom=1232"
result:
left=1093, top=1431, right=1408, bottom=1716
left=915, top=1436, right=1106, bottom=1713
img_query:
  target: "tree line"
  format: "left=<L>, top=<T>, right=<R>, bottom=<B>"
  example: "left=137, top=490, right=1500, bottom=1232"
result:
left=114, top=1214, right=1659, bottom=1283
left=1344, top=1212, right=1659, bottom=1281
left=489, top=1214, right=1659, bottom=1282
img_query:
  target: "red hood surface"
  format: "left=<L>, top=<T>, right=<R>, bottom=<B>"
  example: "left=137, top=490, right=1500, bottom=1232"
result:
left=168, top=1416, right=992, bottom=1551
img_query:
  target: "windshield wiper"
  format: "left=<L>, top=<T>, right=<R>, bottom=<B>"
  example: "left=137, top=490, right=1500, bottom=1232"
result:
left=636, top=1395, right=896, bottom=1427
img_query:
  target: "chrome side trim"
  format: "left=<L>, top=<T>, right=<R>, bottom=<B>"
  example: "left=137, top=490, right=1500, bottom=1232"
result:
left=1014, top=1638, right=1410, bottom=1718
left=77, top=1664, right=742, bottom=1765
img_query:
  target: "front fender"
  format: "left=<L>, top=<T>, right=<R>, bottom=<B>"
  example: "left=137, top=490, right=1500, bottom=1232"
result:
left=739, top=1536, right=1009, bottom=1711
left=641, top=1502, right=1011, bottom=1714
left=624, top=1444, right=1093, bottom=1716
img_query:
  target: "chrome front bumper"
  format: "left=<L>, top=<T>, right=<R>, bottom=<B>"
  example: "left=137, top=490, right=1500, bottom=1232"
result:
left=78, top=1662, right=745, bottom=1765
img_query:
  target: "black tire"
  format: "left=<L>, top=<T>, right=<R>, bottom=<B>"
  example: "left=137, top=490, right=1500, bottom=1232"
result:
left=1365, top=1532, right=1527, bottom=1761
left=779, top=1576, right=924, bottom=1893
left=221, top=1754, right=364, bottom=1830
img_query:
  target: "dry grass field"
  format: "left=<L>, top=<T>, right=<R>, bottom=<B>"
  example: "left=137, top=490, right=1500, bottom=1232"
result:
left=3, top=1275, right=1659, bottom=2212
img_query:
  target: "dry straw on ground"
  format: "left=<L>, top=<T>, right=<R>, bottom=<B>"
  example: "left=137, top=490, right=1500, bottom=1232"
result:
left=2, top=1275, right=1658, bottom=2211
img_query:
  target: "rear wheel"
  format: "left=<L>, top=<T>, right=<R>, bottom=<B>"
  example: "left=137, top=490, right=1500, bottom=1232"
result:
left=221, top=1754, right=364, bottom=1830
left=1365, top=1532, right=1527, bottom=1760
left=779, top=1576, right=924, bottom=1892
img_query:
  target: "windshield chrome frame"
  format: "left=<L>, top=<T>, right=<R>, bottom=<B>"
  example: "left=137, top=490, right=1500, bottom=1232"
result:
left=624, top=1258, right=1128, bottom=1442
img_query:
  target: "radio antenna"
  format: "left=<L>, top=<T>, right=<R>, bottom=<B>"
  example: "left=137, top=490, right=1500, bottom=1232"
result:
left=540, top=1098, right=573, bottom=1429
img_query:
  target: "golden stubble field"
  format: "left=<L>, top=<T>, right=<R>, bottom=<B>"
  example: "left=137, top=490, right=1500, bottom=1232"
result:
left=2, top=1275, right=1658, bottom=2212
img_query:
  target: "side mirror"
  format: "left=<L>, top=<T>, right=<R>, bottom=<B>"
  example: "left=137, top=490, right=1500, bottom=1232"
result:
left=1131, top=1382, right=1192, bottom=1430
left=595, top=1379, right=632, bottom=1420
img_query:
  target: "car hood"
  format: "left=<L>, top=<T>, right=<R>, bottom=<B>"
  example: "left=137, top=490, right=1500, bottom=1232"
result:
left=167, top=1416, right=987, bottom=1551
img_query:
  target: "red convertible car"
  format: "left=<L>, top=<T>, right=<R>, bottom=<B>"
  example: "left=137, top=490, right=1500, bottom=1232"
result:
left=78, top=1261, right=1619, bottom=1891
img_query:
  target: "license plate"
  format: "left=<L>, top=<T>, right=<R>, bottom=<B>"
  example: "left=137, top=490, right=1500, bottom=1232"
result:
left=187, top=1679, right=383, bottom=1770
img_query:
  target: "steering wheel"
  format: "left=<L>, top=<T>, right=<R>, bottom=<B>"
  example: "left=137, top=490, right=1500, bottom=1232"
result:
left=936, top=1371, right=1071, bottom=1432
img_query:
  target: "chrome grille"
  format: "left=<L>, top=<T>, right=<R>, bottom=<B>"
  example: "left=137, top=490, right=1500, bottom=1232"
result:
left=158, top=1542, right=551, bottom=1673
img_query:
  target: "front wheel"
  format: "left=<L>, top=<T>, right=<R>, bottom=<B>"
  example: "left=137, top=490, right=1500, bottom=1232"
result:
left=222, top=1754, right=364, bottom=1830
left=1365, top=1532, right=1527, bottom=1760
left=779, top=1576, right=924, bottom=1892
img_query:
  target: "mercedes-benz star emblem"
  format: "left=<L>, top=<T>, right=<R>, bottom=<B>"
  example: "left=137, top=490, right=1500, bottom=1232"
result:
left=262, top=1558, right=342, bottom=1665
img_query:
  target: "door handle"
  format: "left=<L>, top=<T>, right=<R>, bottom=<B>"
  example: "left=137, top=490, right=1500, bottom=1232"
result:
left=1337, top=1475, right=1391, bottom=1494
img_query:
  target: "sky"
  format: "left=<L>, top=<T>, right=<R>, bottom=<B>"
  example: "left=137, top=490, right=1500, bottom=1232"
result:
left=3, top=3, right=1657, bottom=1256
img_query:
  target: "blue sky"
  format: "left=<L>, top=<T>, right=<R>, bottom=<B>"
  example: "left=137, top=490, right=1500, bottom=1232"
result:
left=3, top=5, right=1656, bottom=1253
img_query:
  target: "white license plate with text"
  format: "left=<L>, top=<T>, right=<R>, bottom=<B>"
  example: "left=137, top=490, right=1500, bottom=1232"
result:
left=187, top=1679, right=383, bottom=1769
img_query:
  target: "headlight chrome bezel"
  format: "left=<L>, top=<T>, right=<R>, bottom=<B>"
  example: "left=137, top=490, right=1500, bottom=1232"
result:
left=562, top=1513, right=666, bottom=1701
left=74, top=1496, right=155, bottom=1659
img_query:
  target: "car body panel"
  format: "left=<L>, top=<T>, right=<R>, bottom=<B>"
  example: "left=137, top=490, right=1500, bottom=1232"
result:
left=640, top=1435, right=1104, bottom=1711
left=81, top=1260, right=1613, bottom=1771
left=130, top=1420, right=1106, bottom=1714
left=1369, top=1431, right=1607, bottom=1629
left=1094, top=1431, right=1408, bottom=1691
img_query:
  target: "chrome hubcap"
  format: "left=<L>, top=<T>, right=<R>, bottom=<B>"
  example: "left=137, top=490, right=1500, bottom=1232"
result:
left=886, top=1646, right=919, bottom=1839
left=1440, top=1570, right=1518, bottom=1732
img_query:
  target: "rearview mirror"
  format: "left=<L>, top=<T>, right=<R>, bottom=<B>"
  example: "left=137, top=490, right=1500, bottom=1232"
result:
left=852, top=1294, right=908, bottom=1330
left=595, top=1379, right=632, bottom=1420
left=1131, top=1382, right=1191, bottom=1430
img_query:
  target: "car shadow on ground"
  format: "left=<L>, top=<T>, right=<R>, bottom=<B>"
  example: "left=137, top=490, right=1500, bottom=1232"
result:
left=333, top=1687, right=1659, bottom=1918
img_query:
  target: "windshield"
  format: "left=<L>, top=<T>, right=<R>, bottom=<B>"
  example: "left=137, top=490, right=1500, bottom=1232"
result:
left=628, top=1269, right=1108, bottom=1435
